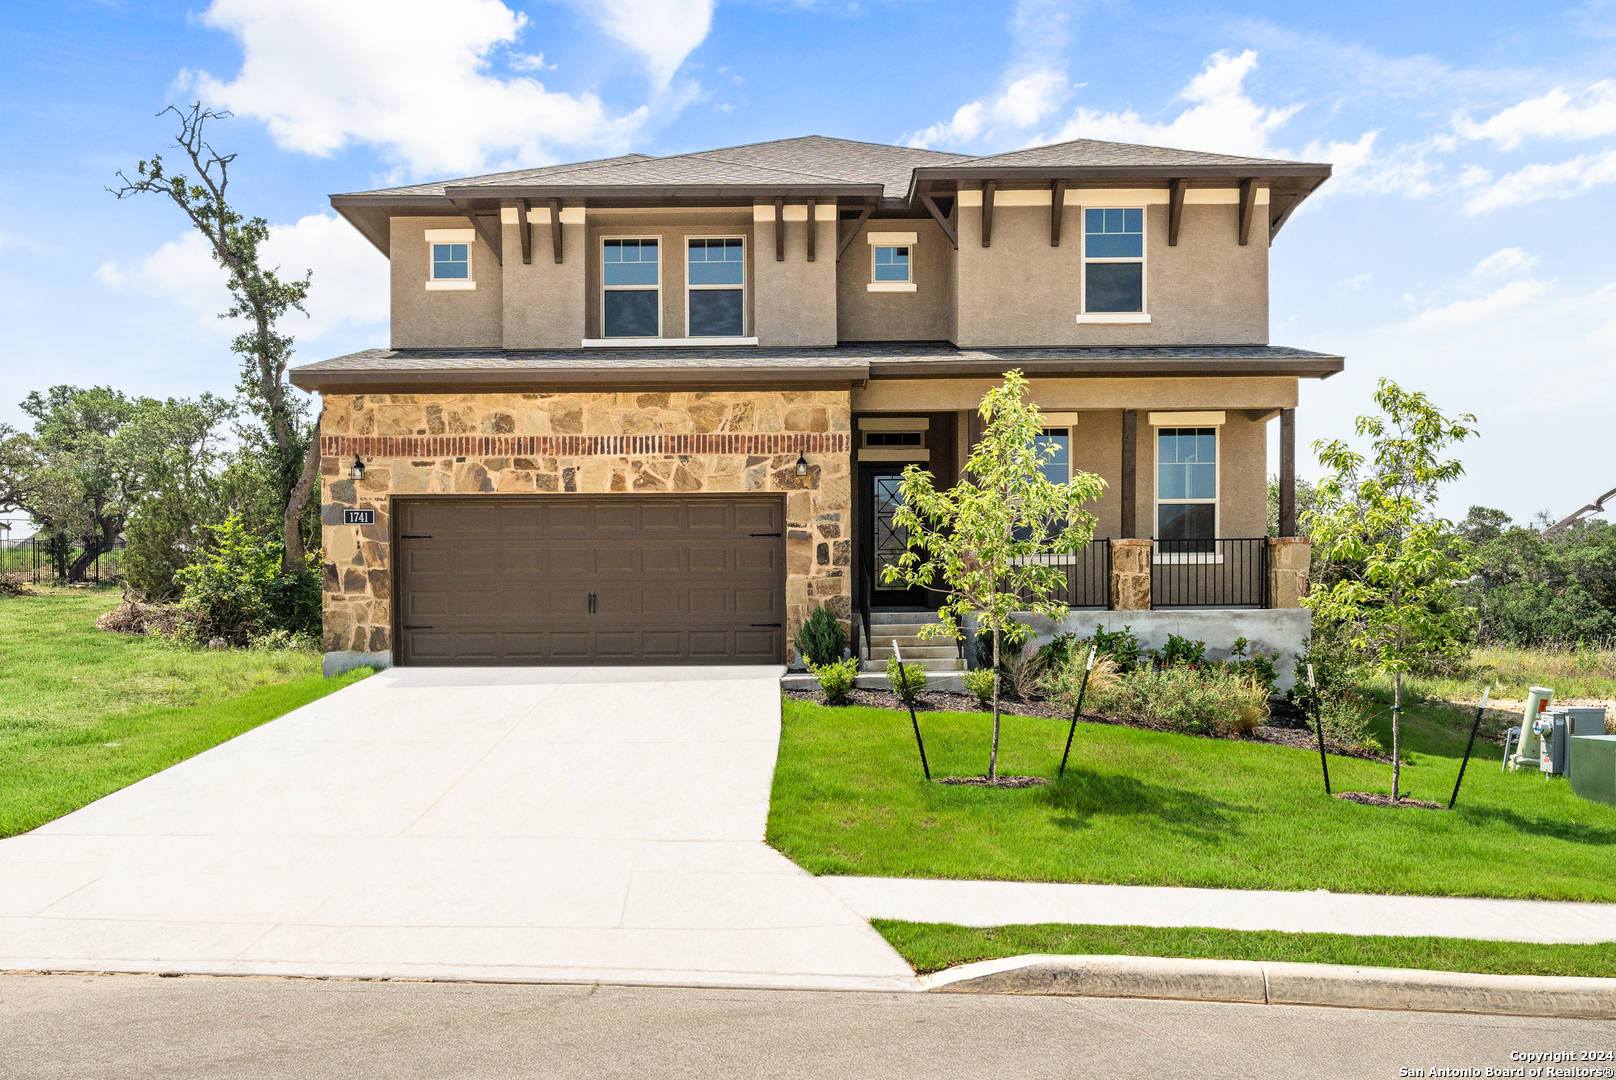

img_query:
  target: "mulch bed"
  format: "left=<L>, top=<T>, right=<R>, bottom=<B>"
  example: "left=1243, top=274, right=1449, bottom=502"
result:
left=782, top=687, right=1395, bottom=763
left=1333, top=791, right=1446, bottom=810
left=935, top=775, right=1049, bottom=788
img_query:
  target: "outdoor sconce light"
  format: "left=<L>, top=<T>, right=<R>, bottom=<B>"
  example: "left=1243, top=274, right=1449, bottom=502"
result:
left=350, top=455, right=365, bottom=480
left=794, top=452, right=809, bottom=477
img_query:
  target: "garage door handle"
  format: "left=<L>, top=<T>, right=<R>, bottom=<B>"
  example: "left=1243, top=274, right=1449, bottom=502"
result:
left=402, top=534, right=433, bottom=539
left=588, top=592, right=596, bottom=614
left=404, top=625, right=435, bottom=630
left=751, top=623, right=782, bottom=627
left=749, top=532, right=781, bottom=537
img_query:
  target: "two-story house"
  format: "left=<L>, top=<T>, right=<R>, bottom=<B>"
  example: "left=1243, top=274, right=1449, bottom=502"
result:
left=290, top=135, right=1339, bottom=683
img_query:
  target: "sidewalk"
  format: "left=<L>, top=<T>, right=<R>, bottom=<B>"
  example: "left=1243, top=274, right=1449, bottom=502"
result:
left=817, top=876, right=1616, bottom=944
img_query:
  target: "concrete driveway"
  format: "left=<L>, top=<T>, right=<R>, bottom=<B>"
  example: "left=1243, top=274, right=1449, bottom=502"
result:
left=0, top=667, right=913, bottom=991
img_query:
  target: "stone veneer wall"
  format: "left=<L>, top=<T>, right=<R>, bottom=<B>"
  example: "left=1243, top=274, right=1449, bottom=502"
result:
left=318, top=390, right=853, bottom=662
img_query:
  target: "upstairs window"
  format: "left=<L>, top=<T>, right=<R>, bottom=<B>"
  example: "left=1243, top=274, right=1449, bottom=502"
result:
left=1157, top=427, right=1217, bottom=553
left=873, top=245, right=910, bottom=282
left=687, top=237, right=745, bottom=337
left=432, top=243, right=469, bottom=280
left=603, top=238, right=660, bottom=338
left=1084, top=208, right=1144, bottom=313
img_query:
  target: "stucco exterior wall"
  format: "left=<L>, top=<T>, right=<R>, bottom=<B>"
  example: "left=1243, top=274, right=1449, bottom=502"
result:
left=835, top=217, right=956, bottom=341
left=952, top=199, right=1268, bottom=348
left=390, top=217, right=504, bottom=349
left=582, top=211, right=757, bottom=340
left=317, top=390, right=853, bottom=664
left=501, top=216, right=587, bottom=349
left=1137, top=408, right=1268, bottom=539
left=754, top=208, right=837, bottom=346
left=1070, top=409, right=1123, bottom=539
left=852, top=376, right=1298, bottom=413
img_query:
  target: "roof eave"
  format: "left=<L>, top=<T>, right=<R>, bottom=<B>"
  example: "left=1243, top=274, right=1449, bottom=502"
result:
left=289, top=363, right=871, bottom=395
left=865, top=356, right=1345, bottom=380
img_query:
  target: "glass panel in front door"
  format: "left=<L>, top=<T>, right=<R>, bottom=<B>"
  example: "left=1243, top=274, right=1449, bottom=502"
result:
left=874, top=476, right=910, bottom=591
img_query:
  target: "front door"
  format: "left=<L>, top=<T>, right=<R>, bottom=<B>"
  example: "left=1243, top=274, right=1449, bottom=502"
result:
left=859, top=466, right=932, bottom=609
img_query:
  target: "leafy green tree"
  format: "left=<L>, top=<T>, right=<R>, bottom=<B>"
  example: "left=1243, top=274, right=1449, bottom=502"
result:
left=1305, top=379, right=1478, bottom=801
left=881, top=370, right=1105, bottom=781
left=112, top=104, right=320, bottom=572
left=120, top=395, right=237, bottom=599
left=1456, top=506, right=1616, bottom=645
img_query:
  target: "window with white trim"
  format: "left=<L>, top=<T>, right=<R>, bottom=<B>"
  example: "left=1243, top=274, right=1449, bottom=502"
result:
left=686, top=237, right=745, bottom=337
left=424, top=229, right=476, bottom=290
left=866, top=231, right=918, bottom=292
left=1157, top=427, right=1217, bottom=553
left=1012, top=428, right=1073, bottom=546
left=1083, top=208, right=1144, bottom=313
left=432, top=243, right=469, bottom=280
left=602, top=237, right=660, bottom=338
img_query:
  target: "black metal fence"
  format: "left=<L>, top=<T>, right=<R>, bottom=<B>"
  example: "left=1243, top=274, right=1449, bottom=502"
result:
left=1044, top=539, right=1112, bottom=609
left=1149, top=537, right=1268, bottom=608
left=0, top=534, right=124, bottom=584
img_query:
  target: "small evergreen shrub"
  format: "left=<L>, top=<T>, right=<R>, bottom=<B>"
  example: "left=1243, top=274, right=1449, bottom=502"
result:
left=1089, top=664, right=1269, bottom=736
left=962, top=667, right=998, bottom=709
left=1080, top=623, right=1143, bottom=672
left=885, top=656, right=927, bottom=703
left=809, top=656, right=861, bottom=704
left=1155, top=633, right=1207, bottom=667
left=794, top=605, right=847, bottom=668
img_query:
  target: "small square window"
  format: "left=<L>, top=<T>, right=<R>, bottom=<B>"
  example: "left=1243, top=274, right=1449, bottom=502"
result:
left=873, top=245, right=911, bottom=282
left=432, top=243, right=469, bottom=280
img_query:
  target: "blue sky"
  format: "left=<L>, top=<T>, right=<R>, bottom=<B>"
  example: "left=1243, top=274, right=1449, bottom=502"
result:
left=3, top=0, right=1614, bottom=531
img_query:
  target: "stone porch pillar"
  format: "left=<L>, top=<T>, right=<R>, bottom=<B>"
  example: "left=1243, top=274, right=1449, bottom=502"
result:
left=1109, top=538, right=1152, bottom=610
left=1267, top=536, right=1312, bottom=608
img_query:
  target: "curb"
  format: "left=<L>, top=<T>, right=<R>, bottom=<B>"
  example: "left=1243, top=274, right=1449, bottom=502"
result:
left=920, top=954, right=1616, bottom=1018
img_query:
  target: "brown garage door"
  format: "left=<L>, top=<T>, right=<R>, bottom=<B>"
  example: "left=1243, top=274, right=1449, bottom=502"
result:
left=394, top=496, right=785, bottom=665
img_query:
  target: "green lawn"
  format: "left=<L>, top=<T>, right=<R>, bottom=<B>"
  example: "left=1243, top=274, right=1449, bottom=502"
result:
left=0, top=586, right=368, bottom=837
left=766, top=697, right=1616, bottom=901
left=875, top=920, right=1616, bottom=978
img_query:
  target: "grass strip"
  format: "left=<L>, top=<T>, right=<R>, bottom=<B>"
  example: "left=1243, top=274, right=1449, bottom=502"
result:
left=874, top=919, right=1616, bottom=979
left=0, top=668, right=371, bottom=837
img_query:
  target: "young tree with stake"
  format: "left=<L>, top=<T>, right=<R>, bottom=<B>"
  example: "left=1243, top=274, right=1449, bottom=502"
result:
left=1305, top=378, right=1477, bottom=803
left=882, top=371, right=1105, bottom=782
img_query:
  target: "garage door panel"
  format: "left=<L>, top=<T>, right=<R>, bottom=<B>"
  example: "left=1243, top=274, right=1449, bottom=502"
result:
left=395, top=496, right=786, bottom=665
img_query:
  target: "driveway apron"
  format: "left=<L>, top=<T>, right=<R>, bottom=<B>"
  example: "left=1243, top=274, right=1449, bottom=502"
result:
left=0, top=667, right=914, bottom=991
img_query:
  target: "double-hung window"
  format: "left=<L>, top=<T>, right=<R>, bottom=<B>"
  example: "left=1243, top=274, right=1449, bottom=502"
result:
left=603, top=238, right=660, bottom=338
left=1157, top=427, right=1217, bottom=554
left=1083, top=208, right=1144, bottom=314
left=687, top=237, right=745, bottom=337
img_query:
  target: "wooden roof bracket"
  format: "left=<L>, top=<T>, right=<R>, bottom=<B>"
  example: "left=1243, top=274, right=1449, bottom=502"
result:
left=806, top=197, right=817, bottom=262
left=516, top=198, right=532, bottom=264
left=981, top=180, right=996, bottom=247
left=1168, top=179, right=1187, bottom=246
left=461, top=208, right=503, bottom=266
left=920, top=193, right=957, bottom=249
left=549, top=199, right=563, bottom=264
left=1238, top=178, right=1257, bottom=246
left=774, top=196, right=785, bottom=261
left=836, top=205, right=873, bottom=262
left=1268, top=192, right=1302, bottom=246
left=1050, top=180, right=1067, bottom=247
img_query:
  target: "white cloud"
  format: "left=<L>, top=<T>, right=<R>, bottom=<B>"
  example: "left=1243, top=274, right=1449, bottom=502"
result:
left=191, top=0, right=654, bottom=177
left=95, top=215, right=387, bottom=345
left=1051, top=50, right=1300, bottom=157
left=904, top=0, right=1070, bottom=149
left=1396, top=279, right=1551, bottom=332
left=1474, top=247, right=1539, bottom=277
left=1455, top=80, right=1616, bottom=148
left=1463, top=149, right=1616, bottom=214
left=575, top=0, right=714, bottom=91
left=1342, top=273, right=1372, bottom=289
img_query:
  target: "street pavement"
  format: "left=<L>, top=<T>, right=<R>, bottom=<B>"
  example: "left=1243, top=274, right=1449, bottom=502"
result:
left=4, top=973, right=1612, bottom=1080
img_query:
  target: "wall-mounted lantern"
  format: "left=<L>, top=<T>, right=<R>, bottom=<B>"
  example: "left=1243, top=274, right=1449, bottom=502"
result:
left=350, top=455, right=366, bottom=481
left=794, top=452, right=809, bottom=477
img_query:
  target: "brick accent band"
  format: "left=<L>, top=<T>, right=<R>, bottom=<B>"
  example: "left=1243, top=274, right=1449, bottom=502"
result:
left=323, top=433, right=852, bottom=459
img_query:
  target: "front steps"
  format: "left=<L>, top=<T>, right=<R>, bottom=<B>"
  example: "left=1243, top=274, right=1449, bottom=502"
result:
left=781, top=611, right=969, bottom=693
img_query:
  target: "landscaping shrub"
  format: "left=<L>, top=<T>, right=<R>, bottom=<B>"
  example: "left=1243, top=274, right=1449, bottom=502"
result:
left=262, top=567, right=321, bottom=638
left=809, top=656, right=861, bottom=704
left=170, top=514, right=320, bottom=646
left=1034, top=631, right=1081, bottom=669
left=1039, top=654, right=1120, bottom=713
left=972, top=616, right=1026, bottom=671
left=885, top=656, right=927, bottom=703
left=1223, top=637, right=1282, bottom=695
left=962, top=667, right=997, bottom=709
left=1078, top=623, right=1143, bottom=672
left=1089, top=664, right=1269, bottom=736
left=794, top=605, right=847, bottom=668
left=1154, top=632, right=1207, bottom=667
left=1314, top=685, right=1382, bottom=749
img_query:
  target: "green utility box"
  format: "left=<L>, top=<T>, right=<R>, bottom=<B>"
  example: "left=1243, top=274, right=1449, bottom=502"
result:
left=1569, top=736, right=1616, bottom=809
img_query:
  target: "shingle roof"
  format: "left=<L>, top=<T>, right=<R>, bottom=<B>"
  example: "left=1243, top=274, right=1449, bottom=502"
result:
left=290, top=343, right=1344, bottom=391
left=343, top=154, right=655, bottom=197
left=951, top=139, right=1316, bottom=170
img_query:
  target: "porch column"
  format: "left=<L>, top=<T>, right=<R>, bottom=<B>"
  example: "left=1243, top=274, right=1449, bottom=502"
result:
left=1120, top=409, right=1138, bottom=539
left=1279, top=407, right=1296, bottom=537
